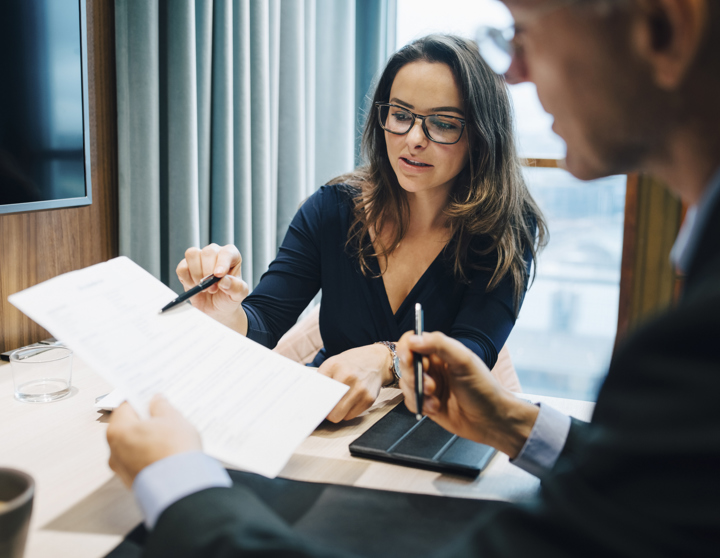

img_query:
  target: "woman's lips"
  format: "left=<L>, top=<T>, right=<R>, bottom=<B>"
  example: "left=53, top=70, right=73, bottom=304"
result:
left=399, top=157, right=433, bottom=172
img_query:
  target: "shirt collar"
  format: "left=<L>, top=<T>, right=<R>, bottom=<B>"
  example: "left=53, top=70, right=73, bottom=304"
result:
left=670, top=167, right=720, bottom=273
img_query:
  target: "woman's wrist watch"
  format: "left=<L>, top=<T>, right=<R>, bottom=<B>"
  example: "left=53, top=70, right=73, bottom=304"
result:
left=375, top=341, right=401, bottom=388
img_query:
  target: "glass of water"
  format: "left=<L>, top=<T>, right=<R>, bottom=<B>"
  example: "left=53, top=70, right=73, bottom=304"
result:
left=10, top=345, right=73, bottom=402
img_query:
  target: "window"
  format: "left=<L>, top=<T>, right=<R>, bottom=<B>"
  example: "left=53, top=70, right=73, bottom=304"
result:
left=514, top=169, right=625, bottom=399
left=396, top=0, right=627, bottom=400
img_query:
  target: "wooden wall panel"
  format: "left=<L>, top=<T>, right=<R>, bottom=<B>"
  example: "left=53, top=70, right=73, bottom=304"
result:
left=0, top=0, right=118, bottom=354
left=522, top=158, right=561, bottom=169
left=616, top=174, right=682, bottom=340
left=616, top=173, right=639, bottom=339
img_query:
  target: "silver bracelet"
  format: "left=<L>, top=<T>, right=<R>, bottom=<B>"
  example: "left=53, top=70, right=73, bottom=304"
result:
left=375, top=341, right=401, bottom=388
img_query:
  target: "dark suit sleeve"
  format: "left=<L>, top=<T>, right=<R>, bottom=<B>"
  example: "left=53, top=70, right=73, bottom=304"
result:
left=146, top=486, right=354, bottom=558
left=550, top=416, right=589, bottom=474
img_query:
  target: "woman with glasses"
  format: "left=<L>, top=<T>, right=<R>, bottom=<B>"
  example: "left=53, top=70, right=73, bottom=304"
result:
left=176, top=34, right=546, bottom=422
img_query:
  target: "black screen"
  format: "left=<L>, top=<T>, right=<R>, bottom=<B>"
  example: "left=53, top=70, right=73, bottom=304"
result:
left=0, top=0, right=87, bottom=208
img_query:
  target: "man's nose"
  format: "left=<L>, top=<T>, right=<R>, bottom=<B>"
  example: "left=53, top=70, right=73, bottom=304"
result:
left=504, top=52, right=529, bottom=85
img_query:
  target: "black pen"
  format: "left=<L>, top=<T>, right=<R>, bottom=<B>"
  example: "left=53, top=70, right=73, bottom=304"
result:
left=414, top=303, right=424, bottom=421
left=159, top=274, right=222, bottom=314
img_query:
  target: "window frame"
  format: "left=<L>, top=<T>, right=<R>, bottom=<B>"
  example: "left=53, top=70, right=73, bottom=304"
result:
left=524, top=159, right=683, bottom=342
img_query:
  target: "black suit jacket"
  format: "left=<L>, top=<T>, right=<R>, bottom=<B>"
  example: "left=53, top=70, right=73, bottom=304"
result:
left=143, top=194, right=720, bottom=558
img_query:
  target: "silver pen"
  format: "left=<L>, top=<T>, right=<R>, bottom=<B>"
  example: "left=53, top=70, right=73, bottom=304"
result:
left=414, top=303, right=424, bottom=421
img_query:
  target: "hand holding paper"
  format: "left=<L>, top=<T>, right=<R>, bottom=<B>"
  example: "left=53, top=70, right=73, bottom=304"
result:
left=106, top=395, right=203, bottom=487
left=9, top=257, right=348, bottom=478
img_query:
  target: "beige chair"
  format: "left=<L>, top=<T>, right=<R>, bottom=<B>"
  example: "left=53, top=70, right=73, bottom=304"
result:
left=273, top=304, right=522, bottom=393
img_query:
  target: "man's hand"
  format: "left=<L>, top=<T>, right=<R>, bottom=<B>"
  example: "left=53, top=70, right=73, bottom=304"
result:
left=317, top=344, right=394, bottom=422
left=396, top=331, right=539, bottom=459
left=106, top=395, right=202, bottom=488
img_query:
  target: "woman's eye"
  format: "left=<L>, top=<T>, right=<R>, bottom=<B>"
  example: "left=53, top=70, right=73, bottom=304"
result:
left=391, top=111, right=412, bottom=122
left=431, top=118, right=459, bottom=131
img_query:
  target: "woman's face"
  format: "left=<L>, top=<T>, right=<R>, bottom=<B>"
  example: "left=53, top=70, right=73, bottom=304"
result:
left=384, top=61, right=469, bottom=199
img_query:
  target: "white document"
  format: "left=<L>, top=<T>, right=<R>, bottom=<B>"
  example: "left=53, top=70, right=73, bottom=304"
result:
left=94, top=389, right=126, bottom=411
left=9, top=256, right=348, bottom=478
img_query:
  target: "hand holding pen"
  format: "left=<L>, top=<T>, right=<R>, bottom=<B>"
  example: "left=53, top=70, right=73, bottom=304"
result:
left=170, top=244, right=250, bottom=332
left=396, top=330, right=533, bottom=454
left=160, top=274, right=223, bottom=313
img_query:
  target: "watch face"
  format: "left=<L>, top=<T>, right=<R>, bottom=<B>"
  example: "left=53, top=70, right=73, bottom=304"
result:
left=392, top=356, right=402, bottom=380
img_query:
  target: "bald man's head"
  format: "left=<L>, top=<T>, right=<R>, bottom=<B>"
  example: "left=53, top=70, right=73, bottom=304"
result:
left=502, top=0, right=720, bottom=194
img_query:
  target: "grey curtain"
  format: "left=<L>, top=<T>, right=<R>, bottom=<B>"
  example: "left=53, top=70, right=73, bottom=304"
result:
left=115, top=0, right=395, bottom=292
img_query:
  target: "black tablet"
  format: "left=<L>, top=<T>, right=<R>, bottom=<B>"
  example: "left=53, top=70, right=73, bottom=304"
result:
left=349, top=403, right=497, bottom=478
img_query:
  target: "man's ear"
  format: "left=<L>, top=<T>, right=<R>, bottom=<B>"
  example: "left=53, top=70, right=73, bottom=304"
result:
left=632, top=0, right=707, bottom=89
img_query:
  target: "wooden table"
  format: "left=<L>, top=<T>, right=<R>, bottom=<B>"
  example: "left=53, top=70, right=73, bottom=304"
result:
left=0, top=358, right=594, bottom=558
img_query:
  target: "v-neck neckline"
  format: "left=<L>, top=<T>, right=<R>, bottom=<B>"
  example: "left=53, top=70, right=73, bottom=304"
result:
left=369, top=246, right=447, bottom=325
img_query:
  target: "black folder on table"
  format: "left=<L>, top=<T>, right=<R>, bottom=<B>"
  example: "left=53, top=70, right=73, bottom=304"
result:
left=349, top=402, right=497, bottom=477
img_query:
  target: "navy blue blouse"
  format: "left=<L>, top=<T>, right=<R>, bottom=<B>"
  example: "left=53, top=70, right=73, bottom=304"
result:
left=242, top=184, right=528, bottom=369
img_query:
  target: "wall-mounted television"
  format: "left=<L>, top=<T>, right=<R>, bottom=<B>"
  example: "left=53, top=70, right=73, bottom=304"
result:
left=0, top=0, right=91, bottom=215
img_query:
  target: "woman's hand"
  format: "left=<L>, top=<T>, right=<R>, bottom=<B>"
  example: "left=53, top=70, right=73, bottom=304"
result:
left=176, top=244, right=250, bottom=334
left=396, top=331, right=539, bottom=459
left=317, top=344, right=396, bottom=423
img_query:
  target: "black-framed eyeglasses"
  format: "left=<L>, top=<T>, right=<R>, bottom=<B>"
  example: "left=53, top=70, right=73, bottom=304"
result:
left=375, top=103, right=466, bottom=145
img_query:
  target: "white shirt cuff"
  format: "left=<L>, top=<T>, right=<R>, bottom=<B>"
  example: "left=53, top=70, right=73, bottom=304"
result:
left=132, top=451, right=232, bottom=529
left=510, top=402, right=571, bottom=478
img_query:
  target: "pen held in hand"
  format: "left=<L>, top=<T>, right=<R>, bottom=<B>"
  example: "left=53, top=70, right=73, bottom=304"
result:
left=414, top=303, right=424, bottom=421
left=159, top=274, right=222, bottom=314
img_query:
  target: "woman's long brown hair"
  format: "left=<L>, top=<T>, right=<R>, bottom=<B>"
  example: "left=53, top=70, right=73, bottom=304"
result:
left=331, top=34, right=547, bottom=314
